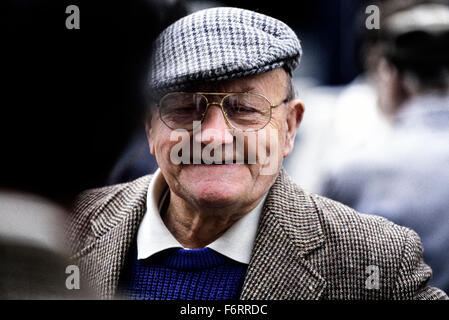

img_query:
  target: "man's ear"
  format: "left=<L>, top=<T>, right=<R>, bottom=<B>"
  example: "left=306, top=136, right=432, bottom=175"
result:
left=283, top=99, right=304, bottom=158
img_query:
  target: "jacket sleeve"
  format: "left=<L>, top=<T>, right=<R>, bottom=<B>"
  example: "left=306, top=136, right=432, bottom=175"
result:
left=392, top=228, right=448, bottom=300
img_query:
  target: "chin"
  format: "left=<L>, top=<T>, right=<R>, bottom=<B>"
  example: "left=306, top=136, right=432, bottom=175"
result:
left=180, top=163, right=251, bottom=181
left=194, top=181, right=246, bottom=203
left=195, top=191, right=241, bottom=208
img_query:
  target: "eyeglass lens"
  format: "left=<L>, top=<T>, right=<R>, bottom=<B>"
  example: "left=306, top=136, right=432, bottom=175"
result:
left=159, top=92, right=271, bottom=130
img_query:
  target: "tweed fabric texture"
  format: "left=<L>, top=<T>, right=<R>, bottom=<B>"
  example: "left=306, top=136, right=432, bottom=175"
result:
left=67, top=169, right=448, bottom=300
left=149, top=7, right=302, bottom=95
left=118, top=244, right=247, bottom=300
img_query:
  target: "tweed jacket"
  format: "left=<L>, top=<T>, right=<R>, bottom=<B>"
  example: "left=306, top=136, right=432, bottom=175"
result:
left=67, top=169, right=448, bottom=300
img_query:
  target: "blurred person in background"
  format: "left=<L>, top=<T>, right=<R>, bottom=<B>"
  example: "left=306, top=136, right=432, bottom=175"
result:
left=0, top=0, right=185, bottom=299
left=283, top=0, right=390, bottom=193
left=320, top=1, right=449, bottom=292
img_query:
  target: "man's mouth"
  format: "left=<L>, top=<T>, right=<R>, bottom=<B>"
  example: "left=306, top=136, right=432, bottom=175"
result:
left=190, top=158, right=245, bottom=165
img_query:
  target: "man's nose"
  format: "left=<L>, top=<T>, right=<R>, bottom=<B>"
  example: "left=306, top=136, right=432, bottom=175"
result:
left=194, top=104, right=234, bottom=145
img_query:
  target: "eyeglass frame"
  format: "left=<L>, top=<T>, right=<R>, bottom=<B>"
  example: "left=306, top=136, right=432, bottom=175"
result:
left=156, top=91, right=288, bottom=132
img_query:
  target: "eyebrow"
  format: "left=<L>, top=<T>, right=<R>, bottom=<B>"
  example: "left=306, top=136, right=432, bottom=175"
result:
left=239, top=86, right=255, bottom=93
left=202, top=88, right=256, bottom=94
left=186, top=84, right=256, bottom=93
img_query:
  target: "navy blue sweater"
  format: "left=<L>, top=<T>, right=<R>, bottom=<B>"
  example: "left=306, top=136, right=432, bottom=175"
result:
left=118, top=241, right=248, bottom=300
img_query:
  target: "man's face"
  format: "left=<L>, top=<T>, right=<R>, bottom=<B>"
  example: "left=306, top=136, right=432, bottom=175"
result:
left=147, top=68, right=304, bottom=212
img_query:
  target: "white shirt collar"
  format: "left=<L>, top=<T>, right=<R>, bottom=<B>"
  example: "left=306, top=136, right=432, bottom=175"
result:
left=136, top=168, right=266, bottom=264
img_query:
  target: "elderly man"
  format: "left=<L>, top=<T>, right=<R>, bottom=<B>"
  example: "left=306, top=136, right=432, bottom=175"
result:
left=67, top=7, right=448, bottom=300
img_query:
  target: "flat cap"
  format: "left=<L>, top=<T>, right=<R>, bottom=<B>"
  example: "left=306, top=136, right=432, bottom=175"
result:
left=149, top=7, right=302, bottom=95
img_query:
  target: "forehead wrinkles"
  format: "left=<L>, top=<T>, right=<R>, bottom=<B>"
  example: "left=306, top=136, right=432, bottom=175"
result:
left=244, top=68, right=289, bottom=99
left=185, top=68, right=288, bottom=97
left=188, top=79, right=253, bottom=94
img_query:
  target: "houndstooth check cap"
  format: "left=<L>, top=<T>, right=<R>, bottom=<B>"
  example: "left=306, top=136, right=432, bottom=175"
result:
left=149, top=7, right=302, bottom=96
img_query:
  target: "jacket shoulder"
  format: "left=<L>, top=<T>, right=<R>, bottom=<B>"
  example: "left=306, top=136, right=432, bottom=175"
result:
left=313, top=193, right=407, bottom=242
left=66, top=175, right=153, bottom=254
left=309, top=193, right=447, bottom=299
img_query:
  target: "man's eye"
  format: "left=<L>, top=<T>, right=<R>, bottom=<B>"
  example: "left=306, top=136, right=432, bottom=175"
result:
left=173, top=106, right=196, bottom=113
left=231, top=105, right=258, bottom=113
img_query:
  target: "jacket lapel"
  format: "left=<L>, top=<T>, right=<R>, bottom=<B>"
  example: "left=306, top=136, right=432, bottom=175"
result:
left=75, top=175, right=151, bottom=299
left=240, top=169, right=326, bottom=300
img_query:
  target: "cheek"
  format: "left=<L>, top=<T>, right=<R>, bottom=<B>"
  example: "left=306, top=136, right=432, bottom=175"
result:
left=271, top=114, right=292, bottom=157
left=267, top=116, right=287, bottom=149
left=254, top=126, right=285, bottom=164
left=150, top=124, right=187, bottom=165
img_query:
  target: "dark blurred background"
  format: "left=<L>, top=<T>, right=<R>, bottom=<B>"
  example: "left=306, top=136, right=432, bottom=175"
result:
left=1, top=0, right=186, bottom=202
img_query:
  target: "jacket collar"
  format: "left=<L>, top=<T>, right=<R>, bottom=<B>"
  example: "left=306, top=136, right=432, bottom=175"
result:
left=84, top=168, right=326, bottom=299
left=84, top=175, right=150, bottom=299
left=240, top=168, right=326, bottom=299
